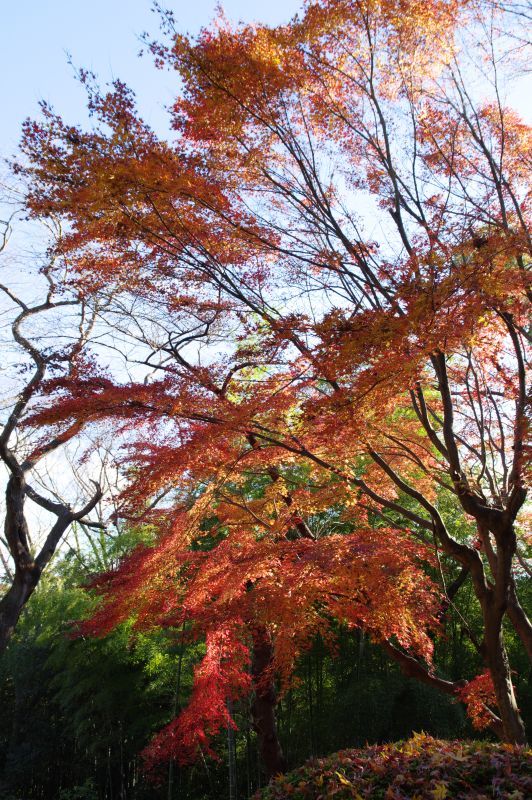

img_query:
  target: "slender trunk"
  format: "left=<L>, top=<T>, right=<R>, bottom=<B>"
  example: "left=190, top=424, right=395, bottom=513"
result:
left=384, top=525, right=527, bottom=743
left=245, top=718, right=252, bottom=799
left=227, top=698, right=238, bottom=800
left=167, top=624, right=185, bottom=800
left=307, top=656, right=315, bottom=757
left=507, top=578, right=532, bottom=663
left=250, top=626, right=287, bottom=780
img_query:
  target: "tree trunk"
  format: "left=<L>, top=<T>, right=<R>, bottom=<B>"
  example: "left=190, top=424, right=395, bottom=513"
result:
left=1, top=469, right=100, bottom=655
left=459, top=520, right=528, bottom=744
left=0, top=567, right=39, bottom=654
left=483, top=607, right=527, bottom=745
left=484, top=523, right=527, bottom=744
left=250, top=626, right=287, bottom=780
left=227, top=699, right=238, bottom=800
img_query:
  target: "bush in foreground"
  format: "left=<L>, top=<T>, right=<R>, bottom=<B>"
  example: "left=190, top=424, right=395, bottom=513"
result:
left=255, top=734, right=531, bottom=799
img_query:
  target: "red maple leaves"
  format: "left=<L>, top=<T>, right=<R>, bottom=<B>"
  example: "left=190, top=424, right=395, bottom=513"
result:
left=15, top=0, right=531, bottom=756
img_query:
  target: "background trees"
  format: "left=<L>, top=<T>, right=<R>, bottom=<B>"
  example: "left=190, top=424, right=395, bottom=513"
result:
left=0, top=221, right=106, bottom=653
left=3, top=525, right=528, bottom=800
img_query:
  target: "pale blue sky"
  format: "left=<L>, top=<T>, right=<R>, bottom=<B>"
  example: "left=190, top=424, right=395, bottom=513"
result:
left=2, top=1, right=530, bottom=157
left=1, top=0, right=303, bottom=156
left=2, top=0, right=529, bottom=165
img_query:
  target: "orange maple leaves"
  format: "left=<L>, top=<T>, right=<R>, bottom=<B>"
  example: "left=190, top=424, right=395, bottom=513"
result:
left=82, top=520, right=440, bottom=766
left=14, top=0, right=532, bottom=754
left=456, top=671, right=499, bottom=730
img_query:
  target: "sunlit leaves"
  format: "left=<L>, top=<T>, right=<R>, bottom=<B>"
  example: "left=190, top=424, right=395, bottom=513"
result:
left=15, top=0, right=531, bottom=755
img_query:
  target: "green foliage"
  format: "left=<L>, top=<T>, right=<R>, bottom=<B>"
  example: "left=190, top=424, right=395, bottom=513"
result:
left=1, top=518, right=530, bottom=799
left=275, top=631, right=467, bottom=771
left=0, top=532, right=195, bottom=799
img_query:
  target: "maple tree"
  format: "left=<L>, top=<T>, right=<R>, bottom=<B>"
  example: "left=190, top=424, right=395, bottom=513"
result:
left=13, top=0, right=532, bottom=767
left=81, top=514, right=439, bottom=775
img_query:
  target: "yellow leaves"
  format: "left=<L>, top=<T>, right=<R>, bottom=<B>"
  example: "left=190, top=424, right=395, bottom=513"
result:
left=432, top=781, right=448, bottom=800
left=335, top=771, right=352, bottom=786
left=251, top=29, right=284, bottom=70
left=401, top=731, right=431, bottom=755
left=333, top=772, right=365, bottom=799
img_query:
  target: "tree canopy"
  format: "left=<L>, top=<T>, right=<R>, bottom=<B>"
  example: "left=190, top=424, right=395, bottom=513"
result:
left=4, top=0, right=531, bottom=775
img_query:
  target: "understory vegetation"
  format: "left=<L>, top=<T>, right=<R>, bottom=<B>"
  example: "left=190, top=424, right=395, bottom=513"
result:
left=1, top=527, right=530, bottom=799
left=256, top=735, right=532, bottom=799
